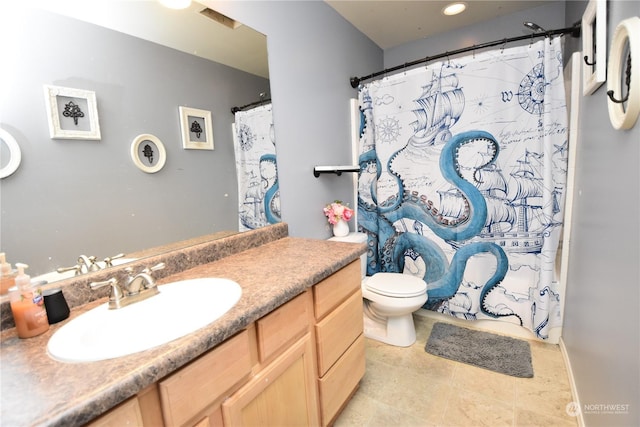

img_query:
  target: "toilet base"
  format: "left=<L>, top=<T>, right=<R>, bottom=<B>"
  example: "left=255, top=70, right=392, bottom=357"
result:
left=362, top=309, right=417, bottom=347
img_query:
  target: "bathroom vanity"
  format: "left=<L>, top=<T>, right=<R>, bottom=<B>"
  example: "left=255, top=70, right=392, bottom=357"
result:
left=0, top=224, right=367, bottom=426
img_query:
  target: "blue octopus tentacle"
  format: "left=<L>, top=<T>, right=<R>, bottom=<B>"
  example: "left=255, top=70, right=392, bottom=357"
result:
left=260, top=154, right=280, bottom=224
left=434, top=130, right=499, bottom=242
left=429, top=242, right=508, bottom=303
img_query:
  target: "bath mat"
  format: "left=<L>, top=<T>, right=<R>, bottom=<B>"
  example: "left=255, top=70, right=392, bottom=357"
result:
left=425, top=322, right=533, bottom=378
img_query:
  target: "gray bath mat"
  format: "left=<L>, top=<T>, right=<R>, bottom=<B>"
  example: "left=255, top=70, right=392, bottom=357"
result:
left=425, top=322, right=533, bottom=378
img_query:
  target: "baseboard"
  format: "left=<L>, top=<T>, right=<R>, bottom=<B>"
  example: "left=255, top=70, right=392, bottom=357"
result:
left=559, top=337, right=585, bottom=427
left=415, top=309, right=561, bottom=344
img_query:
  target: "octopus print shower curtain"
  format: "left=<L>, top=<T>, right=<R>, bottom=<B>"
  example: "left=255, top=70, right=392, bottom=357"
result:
left=357, top=38, right=568, bottom=339
left=233, top=103, right=280, bottom=231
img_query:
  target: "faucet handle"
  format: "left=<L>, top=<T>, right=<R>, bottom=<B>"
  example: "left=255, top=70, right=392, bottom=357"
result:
left=103, top=253, right=125, bottom=267
left=89, top=278, right=124, bottom=304
left=57, top=264, right=81, bottom=275
left=145, top=262, right=166, bottom=273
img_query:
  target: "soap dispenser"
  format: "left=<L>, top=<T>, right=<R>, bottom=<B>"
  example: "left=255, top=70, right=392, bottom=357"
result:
left=0, top=252, right=17, bottom=295
left=9, top=263, right=49, bottom=338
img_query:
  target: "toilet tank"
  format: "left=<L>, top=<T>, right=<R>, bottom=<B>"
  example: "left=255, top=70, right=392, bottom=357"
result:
left=328, top=232, right=368, bottom=279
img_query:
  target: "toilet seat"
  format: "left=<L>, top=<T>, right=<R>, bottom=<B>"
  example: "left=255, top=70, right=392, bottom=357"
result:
left=364, top=273, right=427, bottom=298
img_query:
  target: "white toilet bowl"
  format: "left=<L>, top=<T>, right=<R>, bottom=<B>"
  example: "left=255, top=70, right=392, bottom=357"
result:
left=362, top=272, right=427, bottom=347
left=329, top=233, right=428, bottom=347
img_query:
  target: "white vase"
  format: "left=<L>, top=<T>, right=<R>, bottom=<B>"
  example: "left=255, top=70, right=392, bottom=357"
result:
left=332, top=219, right=349, bottom=237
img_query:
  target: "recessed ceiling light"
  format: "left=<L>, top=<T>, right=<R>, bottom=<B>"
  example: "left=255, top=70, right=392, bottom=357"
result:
left=443, top=2, right=467, bottom=16
left=158, top=0, right=192, bottom=10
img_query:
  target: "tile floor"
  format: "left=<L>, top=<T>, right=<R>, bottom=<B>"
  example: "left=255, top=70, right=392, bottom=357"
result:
left=334, top=314, right=578, bottom=427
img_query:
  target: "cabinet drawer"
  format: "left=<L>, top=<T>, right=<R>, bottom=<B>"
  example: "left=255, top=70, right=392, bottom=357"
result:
left=313, top=260, right=360, bottom=320
left=256, top=292, right=309, bottom=363
left=318, top=334, right=365, bottom=425
left=159, top=330, right=252, bottom=427
left=315, top=289, right=363, bottom=376
left=86, top=397, right=143, bottom=427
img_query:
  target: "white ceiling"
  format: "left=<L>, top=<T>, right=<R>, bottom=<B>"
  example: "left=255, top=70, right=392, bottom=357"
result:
left=27, top=1, right=552, bottom=78
left=325, top=0, right=550, bottom=49
left=24, top=0, right=269, bottom=78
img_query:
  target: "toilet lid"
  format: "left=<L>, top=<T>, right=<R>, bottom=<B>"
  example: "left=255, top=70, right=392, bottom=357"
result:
left=365, top=273, right=427, bottom=297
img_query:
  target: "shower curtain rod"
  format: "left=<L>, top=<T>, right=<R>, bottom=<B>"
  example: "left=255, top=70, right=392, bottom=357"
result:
left=349, top=21, right=581, bottom=88
left=231, top=97, right=271, bottom=114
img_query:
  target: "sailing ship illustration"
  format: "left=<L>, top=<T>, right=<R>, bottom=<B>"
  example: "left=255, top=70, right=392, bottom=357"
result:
left=239, top=172, right=267, bottom=230
left=438, top=149, right=562, bottom=254
left=409, top=66, right=465, bottom=148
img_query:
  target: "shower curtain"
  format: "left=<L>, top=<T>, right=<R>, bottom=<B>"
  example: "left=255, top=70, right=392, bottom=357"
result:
left=233, top=103, right=281, bottom=231
left=357, top=38, right=568, bottom=339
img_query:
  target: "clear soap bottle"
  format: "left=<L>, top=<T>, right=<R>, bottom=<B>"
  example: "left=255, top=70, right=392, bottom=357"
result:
left=0, top=252, right=17, bottom=295
left=9, top=263, right=49, bottom=338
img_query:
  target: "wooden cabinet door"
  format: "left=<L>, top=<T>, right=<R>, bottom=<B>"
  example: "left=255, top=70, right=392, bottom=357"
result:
left=221, top=334, right=319, bottom=426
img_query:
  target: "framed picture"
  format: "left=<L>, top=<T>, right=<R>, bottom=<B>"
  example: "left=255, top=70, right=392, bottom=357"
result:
left=179, top=106, right=214, bottom=150
left=130, top=134, right=167, bottom=173
left=581, top=0, right=606, bottom=95
left=0, top=128, right=22, bottom=179
left=43, top=85, right=101, bottom=140
left=607, top=17, right=640, bottom=130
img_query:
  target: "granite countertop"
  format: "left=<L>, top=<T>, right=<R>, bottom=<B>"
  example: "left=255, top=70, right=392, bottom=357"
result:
left=0, top=236, right=366, bottom=427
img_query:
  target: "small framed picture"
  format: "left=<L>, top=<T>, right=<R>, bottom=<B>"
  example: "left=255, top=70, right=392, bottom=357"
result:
left=130, top=134, right=167, bottom=173
left=582, top=0, right=607, bottom=95
left=43, top=85, right=101, bottom=140
left=179, top=106, right=214, bottom=150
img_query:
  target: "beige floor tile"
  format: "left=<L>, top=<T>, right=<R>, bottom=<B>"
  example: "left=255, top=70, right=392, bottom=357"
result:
left=440, top=388, right=515, bottom=427
left=515, top=407, right=579, bottom=427
left=335, top=317, right=576, bottom=427
left=451, top=362, right=517, bottom=404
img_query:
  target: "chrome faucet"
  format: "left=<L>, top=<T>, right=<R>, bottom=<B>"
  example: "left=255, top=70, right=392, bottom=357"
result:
left=90, top=262, right=165, bottom=309
left=57, top=253, right=127, bottom=277
left=78, top=255, right=100, bottom=273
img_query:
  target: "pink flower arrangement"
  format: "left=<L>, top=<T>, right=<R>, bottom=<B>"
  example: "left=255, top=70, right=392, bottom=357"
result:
left=323, top=200, right=354, bottom=225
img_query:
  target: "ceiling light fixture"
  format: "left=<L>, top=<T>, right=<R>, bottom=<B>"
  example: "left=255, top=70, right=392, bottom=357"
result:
left=158, top=0, right=192, bottom=10
left=442, top=2, right=467, bottom=16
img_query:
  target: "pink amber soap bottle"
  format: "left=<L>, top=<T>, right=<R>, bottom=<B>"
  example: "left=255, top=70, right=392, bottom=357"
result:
left=9, top=263, right=49, bottom=338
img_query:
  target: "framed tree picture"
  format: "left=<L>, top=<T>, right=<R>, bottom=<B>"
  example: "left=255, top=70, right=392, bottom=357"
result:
left=179, top=106, right=214, bottom=150
left=43, top=85, right=101, bottom=140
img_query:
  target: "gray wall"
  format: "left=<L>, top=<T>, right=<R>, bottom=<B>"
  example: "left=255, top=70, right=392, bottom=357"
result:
left=0, top=7, right=269, bottom=275
left=208, top=0, right=382, bottom=239
left=384, top=1, right=567, bottom=68
left=562, top=1, right=640, bottom=426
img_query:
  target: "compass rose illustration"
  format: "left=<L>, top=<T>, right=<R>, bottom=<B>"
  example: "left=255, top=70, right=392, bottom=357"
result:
left=517, top=63, right=547, bottom=115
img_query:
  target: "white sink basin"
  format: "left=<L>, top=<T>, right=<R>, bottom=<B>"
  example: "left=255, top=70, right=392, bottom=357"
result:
left=47, top=278, right=242, bottom=363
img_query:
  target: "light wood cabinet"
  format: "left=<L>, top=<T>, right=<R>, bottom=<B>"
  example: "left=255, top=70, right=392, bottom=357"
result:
left=158, top=329, right=253, bottom=427
left=85, top=261, right=365, bottom=427
left=313, top=260, right=365, bottom=426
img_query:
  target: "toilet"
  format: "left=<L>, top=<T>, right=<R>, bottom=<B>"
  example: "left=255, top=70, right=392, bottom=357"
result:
left=329, top=232, right=428, bottom=347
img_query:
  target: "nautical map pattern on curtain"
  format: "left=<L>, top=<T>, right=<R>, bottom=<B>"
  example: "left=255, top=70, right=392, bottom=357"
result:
left=233, top=103, right=281, bottom=231
left=357, top=38, right=568, bottom=338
